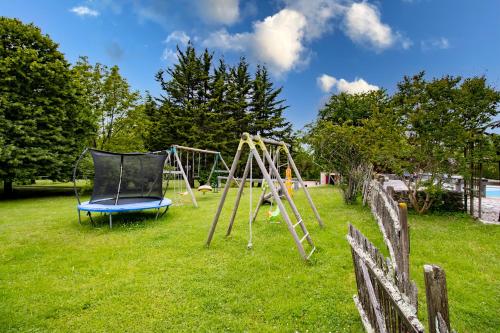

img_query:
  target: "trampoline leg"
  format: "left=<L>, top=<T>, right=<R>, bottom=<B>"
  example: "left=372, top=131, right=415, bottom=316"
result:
left=109, top=214, right=113, bottom=228
left=155, top=208, right=160, bottom=220
left=77, top=209, right=81, bottom=225
left=87, top=212, right=95, bottom=225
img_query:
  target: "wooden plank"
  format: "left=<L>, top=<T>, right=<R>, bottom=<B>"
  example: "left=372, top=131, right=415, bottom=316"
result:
left=424, top=265, right=450, bottom=333
left=353, top=295, right=375, bottom=333
left=347, top=232, right=424, bottom=333
left=359, top=258, right=387, bottom=333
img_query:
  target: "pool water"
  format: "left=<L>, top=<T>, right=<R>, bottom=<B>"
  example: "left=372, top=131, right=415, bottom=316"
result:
left=486, top=186, right=500, bottom=198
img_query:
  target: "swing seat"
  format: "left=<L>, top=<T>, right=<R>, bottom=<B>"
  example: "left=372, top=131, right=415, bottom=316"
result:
left=198, top=184, right=213, bottom=193
left=267, top=207, right=281, bottom=222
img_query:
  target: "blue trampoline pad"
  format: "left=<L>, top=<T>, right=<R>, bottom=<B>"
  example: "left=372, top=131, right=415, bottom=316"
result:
left=78, top=198, right=172, bottom=213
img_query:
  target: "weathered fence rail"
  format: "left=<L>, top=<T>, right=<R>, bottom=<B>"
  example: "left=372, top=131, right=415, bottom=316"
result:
left=348, top=224, right=424, bottom=333
left=354, top=176, right=455, bottom=332
left=365, top=179, right=414, bottom=302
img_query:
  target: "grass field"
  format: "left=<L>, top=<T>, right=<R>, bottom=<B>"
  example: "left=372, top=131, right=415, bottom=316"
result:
left=0, top=186, right=498, bottom=332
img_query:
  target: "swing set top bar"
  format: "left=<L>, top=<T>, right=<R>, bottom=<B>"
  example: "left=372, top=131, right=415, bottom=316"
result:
left=243, top=134, right=291, bottom=148
left=172, top=145, right=221, bottom=155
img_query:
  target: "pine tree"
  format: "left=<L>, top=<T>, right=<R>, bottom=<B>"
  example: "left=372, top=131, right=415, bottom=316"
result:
left=206, top=59, right=231, bottom=155
left=155, top=44, right=210, bottom=148
left=225, top=58, right=252, bottom=152
left=249, top=65, right=292, bottom=141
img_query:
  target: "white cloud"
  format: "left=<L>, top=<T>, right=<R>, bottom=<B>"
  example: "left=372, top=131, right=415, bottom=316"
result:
left=166, top=31, right=191, bottom=46
left=317, top=74, right=379, bottom=94
left=203, top=29, right=249, bottom=51
left=317, top=74, right=338, bottom=92
left=252, top=9, right=308, bottom=74
left=282, top=0, right=344, bottom=40
left=198, top=0, right=240, bottom=25
left=203, top=8, right=308, bottom=75
left=203, top=1, right=409, bottom=75
left=70, top=6, right=99, bottom=17
left=421, top=37, right=450, bottom=51
left=162, top=48, right=178, bottom=63
left=343, top=2, right=394, bottom=50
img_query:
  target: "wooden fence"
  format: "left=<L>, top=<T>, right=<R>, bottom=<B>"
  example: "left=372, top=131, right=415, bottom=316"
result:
left=348, top=224, right=424, bottom=333
left=353, top=177, right=454, bottom=332
left=348, top=225, right=453, bottom=333
left=365, top=179, right=414, bottom=300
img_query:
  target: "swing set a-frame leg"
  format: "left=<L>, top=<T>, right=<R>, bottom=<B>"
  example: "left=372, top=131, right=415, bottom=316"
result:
left=226, top=154, right=251, bottom=237
left=173, top=150, right=198, bottom=208
left=206, top=148, right=242, bottom=247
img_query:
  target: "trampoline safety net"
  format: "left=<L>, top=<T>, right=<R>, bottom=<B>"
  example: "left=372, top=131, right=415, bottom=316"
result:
left=90, top=149, right=167, bottom=205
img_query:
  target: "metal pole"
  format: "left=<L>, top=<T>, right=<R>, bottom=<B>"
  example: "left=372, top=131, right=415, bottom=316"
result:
left=207, top=154, right=218, bottom=185
left=172, top=145, right=220, bottom=155
left=226, top=153, right=251, bottom=236
left=173, top=149, right=198, bottom=208
left=115, top=155, right=124, bottom=205
left=206, top=148, right=243, bottom=246
left=284, top=148, right=325, bottom=228
left=259, top=137, right=291, bottom=147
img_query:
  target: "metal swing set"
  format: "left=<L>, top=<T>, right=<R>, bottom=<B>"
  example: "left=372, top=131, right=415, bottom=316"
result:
left=162, top=145, right=233, bottom=208
left=206, top=133, right=324, bottom=261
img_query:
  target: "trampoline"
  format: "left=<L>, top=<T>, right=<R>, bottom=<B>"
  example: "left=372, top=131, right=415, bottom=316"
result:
left=73, top=148, right=172, bottom=227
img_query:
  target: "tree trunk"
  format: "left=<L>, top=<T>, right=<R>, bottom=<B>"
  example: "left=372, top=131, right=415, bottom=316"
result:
left=3, top=180, right=13, bottom=196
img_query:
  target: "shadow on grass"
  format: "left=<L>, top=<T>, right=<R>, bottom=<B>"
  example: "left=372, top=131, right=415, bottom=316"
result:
left=78, top=211, right=167, bottom=231
left=0, top=186, right=78, bottom=199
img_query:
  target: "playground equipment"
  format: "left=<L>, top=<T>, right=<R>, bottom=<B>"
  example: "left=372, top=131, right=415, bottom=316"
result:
left=163, top=145, right=233, bottom=207
left=73, top=148, right=172, bottom=228
left=206, top=133, right=324, bottom=261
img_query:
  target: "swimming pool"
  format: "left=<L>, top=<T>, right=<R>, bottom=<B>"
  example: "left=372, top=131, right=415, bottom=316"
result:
left=486, top=186, right=500, bottom=198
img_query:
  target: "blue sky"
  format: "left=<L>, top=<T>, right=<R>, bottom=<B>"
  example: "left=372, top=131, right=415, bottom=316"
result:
left=2, top=0, right=499, bottom=130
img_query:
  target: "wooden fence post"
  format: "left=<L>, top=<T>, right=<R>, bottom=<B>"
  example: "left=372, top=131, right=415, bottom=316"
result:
left=399, top=202, right=410, bottom=282
left=386, top=185, right=394, bottom=198
left=424, top=265, right=450, bottom=333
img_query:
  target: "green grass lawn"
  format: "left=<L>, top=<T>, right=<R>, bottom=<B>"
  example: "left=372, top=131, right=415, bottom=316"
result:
left=0, top=186, right=498, bottom=332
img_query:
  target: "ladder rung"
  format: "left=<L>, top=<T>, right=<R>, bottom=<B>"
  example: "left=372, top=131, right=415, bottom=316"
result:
left=293, top=220, right=303, bottom=228
left=300, top=232, right=309, bottom=243
left=307, top=247, right=316, bottom=260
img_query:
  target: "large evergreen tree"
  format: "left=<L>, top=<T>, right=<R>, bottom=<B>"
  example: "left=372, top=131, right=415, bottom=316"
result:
left=225, top=58, right=252, bottom=145
left=0, top=18, right=94, bottom=194
left=147, top=45, right=293, bottom=158
left=249, top=65, right=292, bottom=141
left=153, top=44, right=211, bottom=148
